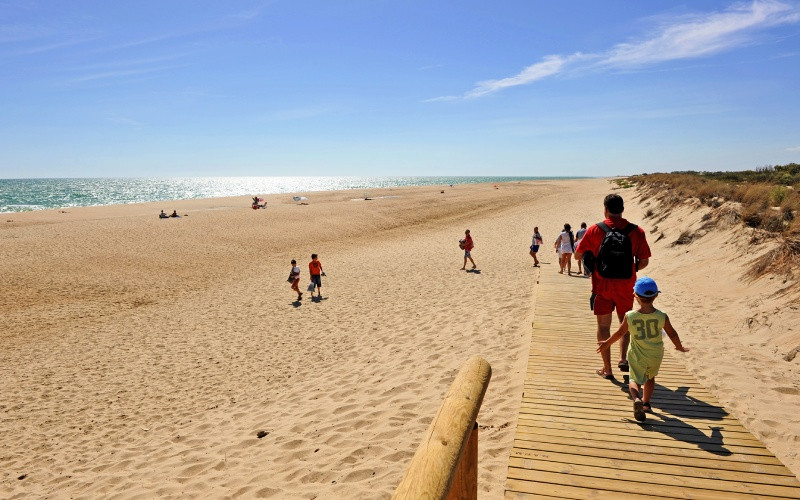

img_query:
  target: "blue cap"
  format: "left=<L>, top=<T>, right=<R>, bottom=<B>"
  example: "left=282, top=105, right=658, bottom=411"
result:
left=634, top=276, right=660, bottom=297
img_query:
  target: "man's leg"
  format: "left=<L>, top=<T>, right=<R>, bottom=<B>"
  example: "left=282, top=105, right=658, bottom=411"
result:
left=596, top=313, right=613, bottom=375
left=616, top=309, right=629, bottom=365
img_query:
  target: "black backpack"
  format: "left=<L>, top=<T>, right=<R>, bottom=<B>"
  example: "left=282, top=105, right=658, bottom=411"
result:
left=595, top=222, right=637, bottom=279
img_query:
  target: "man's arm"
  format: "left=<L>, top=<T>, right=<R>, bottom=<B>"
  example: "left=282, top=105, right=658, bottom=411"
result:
left=637, top=258, right=649, bottom=271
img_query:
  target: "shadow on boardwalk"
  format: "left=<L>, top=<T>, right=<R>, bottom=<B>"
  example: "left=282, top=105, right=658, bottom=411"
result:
left=610, top=377, right=732, bottom=456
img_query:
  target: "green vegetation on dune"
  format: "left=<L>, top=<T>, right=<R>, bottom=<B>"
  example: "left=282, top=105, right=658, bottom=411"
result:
left=619, top=164, right=799, bottom=278
left=624, top=163, right=799, bottom=236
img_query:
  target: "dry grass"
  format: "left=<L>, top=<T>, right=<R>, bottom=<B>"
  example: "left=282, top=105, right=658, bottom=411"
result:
left=627, top=166, right=799, bottom=278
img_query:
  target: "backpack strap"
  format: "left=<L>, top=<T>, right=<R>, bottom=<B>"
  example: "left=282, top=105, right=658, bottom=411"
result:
left=597, top=221, right=637, bottom=234
left=622, top=223, right=637, bottom=235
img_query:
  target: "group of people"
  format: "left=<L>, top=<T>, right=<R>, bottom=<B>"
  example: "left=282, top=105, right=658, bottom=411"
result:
left=252, top=196, right=267, bottom=209
left=288, top=254, right=325, bottom=301
left=530, top=222, right=590, bottom=275
left=526, top=194, right=690, bottom=421
left=159, top=210, right=179, bottom=219
left=576, top=194, right=688, bottom=421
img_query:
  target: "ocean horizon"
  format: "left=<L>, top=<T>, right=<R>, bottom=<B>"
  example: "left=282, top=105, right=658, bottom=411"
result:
left=0, top=176, right=586, bottom=213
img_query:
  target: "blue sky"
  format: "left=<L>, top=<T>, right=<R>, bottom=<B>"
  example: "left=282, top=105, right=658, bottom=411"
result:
left=1, top=0, right=799, bottom=178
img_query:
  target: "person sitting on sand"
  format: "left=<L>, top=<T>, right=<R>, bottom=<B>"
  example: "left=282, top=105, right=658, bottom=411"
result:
left=597, top=276, right=688, bottom=421
left=159, top=210, right=168, bottom=219
left=460, top=229, right=476, bottom=270
left=529, top=227, right=543, bottom=267
left=169, top=210, right=179, bottom=218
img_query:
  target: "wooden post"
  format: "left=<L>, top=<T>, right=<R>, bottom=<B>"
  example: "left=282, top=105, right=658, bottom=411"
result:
left=392, top=356, right=491, bottom=500
left=447, top=422, right=478, bottom=500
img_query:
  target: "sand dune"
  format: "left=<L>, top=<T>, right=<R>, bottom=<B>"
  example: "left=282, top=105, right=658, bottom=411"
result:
left=1, top=178, right=798, bottom=498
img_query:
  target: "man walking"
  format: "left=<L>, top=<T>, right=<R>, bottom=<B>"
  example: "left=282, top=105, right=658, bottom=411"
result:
left=574, top=194, right=651, bottom=380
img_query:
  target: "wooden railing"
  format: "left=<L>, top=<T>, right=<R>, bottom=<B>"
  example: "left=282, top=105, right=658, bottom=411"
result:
left=392, top=356, right=492, bottom=500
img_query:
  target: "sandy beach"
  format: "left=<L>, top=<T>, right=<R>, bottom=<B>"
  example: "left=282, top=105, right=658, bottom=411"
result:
left=2, top=178, right=799, bottom=499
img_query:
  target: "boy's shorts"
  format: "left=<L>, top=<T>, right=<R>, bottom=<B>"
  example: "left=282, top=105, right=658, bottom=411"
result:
left=628, top=351, right=663, bottom=385
left=464, top=250, right=471, bottom=257
left=311, top=274, right=322, bottom=287
left=530, top=245, right=540, bottom=252
left=590, top=290, right=634, bottom=316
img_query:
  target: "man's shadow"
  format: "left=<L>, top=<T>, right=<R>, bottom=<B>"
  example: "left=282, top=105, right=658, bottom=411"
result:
left=616, top=377, right=732, bottom=456
left=466, top=269, right=482, bottom=274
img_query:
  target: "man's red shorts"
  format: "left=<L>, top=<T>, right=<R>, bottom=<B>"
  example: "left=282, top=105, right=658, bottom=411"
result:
left=591, top=289, right=634, bottom=316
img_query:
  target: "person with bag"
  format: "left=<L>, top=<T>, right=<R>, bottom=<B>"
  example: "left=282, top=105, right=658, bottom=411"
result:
left=574, top=194, right=651, bottom=380
left=459, top=229, right=477, bottom=270
left=529, top=227, right=543, bottom=267
left=289, top=259, right=302, bottom=301
left=308, top=254, right=325, bottom=298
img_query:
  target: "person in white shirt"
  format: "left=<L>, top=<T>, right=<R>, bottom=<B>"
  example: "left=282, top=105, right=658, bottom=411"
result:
left=289, top=259, right=302, bottom=301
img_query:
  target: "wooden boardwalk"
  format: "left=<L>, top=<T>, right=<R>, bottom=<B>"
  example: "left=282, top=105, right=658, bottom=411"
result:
left=505, top=270, right=800, bottom=499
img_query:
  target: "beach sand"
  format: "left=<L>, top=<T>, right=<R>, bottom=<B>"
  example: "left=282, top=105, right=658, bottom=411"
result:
left=2, top=178, right=798, bottom=498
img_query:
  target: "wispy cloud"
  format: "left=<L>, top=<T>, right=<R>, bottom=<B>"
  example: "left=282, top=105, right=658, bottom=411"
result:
left=437, top=0, right=800, bottom=100
left=786, top=146, right=800, bottom=152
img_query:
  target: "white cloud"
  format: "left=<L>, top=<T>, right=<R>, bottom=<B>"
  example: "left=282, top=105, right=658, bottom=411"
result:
left=441, top=0, right=800, bottom=100
left=464, top=55, right=576, bottom=99
left=601, top=0, right=800, bottom=68
left=786, top=146, right=800, bottom=152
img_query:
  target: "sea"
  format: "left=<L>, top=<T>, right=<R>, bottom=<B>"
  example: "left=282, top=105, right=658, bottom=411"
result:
left=0, top=176, right=577, bottom=213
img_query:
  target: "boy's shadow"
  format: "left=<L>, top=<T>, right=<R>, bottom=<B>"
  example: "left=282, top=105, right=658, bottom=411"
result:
left=466, top=269, right=481, bottom=274
left=291, top=300, right=302, bottom=308
left=311, top=295, right=328, bottom=303
left=616, top=377, right=732, bottom=456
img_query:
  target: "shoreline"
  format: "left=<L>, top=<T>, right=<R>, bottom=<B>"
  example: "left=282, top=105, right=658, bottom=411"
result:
left=0, top=176, right=592, bottom=215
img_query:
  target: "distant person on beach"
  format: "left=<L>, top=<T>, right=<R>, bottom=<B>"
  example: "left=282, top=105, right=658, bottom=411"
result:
left=460, top=229, right=476, bottom=270
left=309, top=254, right=325, bottom=298
left=289, top=259, right=302, bottom=301
left=575, top=222, right=587, bottom=275
left=554, top=223, right=574, bottom=275
left=597, top=277, right=688, bottom=421
left=575, top=194, right=651, bottom=380
left=170, top=210, right=179, bottom=218
left=529, top=227, right=543, bottom=267
left=159, top=210, right=168, bottom=219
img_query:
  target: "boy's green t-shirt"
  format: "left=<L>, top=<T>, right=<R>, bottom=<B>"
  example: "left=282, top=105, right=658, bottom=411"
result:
left=626, top=309, right=666, bottom=357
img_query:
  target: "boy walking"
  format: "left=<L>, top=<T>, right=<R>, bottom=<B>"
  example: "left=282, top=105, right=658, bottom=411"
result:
left=309, top=254, right=324, bottom=298
left=460, top=229, right=476, bottom=270
left=596, top=277, right=689, bottom=422
left=289, top=259, right=302, bottom=301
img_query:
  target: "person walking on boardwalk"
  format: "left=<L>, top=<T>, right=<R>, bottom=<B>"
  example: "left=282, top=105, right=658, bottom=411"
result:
left=309, top=254, right=325, bottom=298
left=554, top=223, right=575, bottom=275
left=289, top=259, right=302, bottom=301
left=460, top=229, right=476, bottom=270
left=574, top=194, right=651, bottom=380
left=575, top=222, right=588, bottom=275
left=597, top=277, right=688, bottom=421
left=529, top=227, right=543, bottom=267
